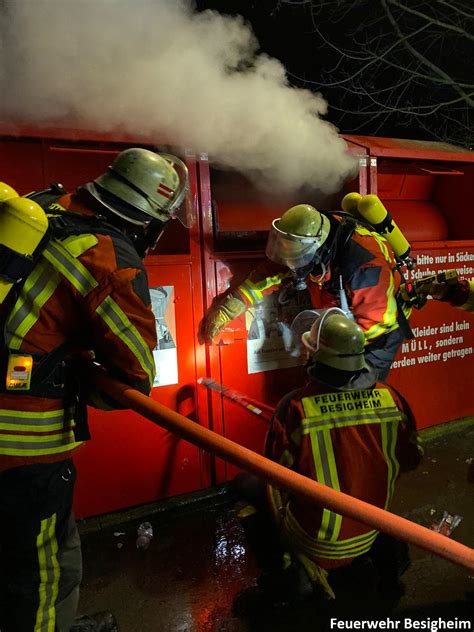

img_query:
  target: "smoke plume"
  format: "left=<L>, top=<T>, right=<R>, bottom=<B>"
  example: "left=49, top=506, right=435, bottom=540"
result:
left=0, top=0, right=358, bottom=193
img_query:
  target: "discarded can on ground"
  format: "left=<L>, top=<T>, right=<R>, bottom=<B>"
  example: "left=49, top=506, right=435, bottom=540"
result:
left=431, top=511, right=463, bottom=537
left=136, top=522, right=154, bottom=550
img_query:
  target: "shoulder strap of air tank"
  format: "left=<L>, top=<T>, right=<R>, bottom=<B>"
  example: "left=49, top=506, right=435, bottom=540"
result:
left=26, top=182, right=67, bottom=209
left=46, top=212, right=130, bottom=246
left=325, top=212, right=358, bottom=284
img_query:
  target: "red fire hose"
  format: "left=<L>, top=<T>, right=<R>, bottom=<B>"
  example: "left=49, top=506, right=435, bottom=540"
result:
left=95, top=371, right=474, bottom=572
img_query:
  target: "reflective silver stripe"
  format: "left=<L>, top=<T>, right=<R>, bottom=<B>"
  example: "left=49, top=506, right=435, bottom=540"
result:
left=43, top=241, right=98, bottom=296
left=302, top=410, right=401, bottom=432
left=0, top=410, right=65, bottom=426
left=5, top=260, right=61, bottom=349
left=96, top=296, right=155, bottom=384
left=0, top=434, right=77, bottom=450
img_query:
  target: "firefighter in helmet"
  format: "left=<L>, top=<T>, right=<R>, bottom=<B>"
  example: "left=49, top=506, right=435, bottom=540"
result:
left=203, top=203, right=411, bottom=387
left=0, top=148, right=191, bottom=632
left=234, top=310, right=422, bottom=616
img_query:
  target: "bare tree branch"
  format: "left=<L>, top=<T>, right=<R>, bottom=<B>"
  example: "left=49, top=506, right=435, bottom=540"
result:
left=381, top=0, right=474, bottom=106
left=388, top=0, right=474, bottom=40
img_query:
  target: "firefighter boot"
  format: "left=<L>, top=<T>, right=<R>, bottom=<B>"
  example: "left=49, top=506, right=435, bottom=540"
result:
left=70, top=611, right=118, bottom=632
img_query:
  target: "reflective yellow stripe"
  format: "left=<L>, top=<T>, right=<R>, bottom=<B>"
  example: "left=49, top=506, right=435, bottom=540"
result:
left=284, top=508, right=377, bottom=559
left=61, top=234, right=98, bottom=258
left=301, top=389, right=402, bottom=433
left=0, top=430, right=76, bottom=444
left=354, top=227, right=399, bottom=341
left=302, top=410, right=401, bottom=433
left=6, top=260, right=61, bottom=350
left=0, top=431, right=81, bottom=457
left=0, top=441, right=82, bottom=457
left=239, top=285, right=256, bottom=305
left=254, top=273, right=289, bottom=291
left=35, top=514, right=60, bottom=631
left=381, top=420, right=400, bottom=509
left=42, top=240, right=98, bottom=296
left=309, top=429, right=342, bottom=542
left=365, top=269, right=398, bottom=340
left=5, top=236, right=98, bottom=349
left=96, top=296, right=155, bottom=385
left=0, top=407, right=82, bottom=456
left=238, top=272, right=290, bottom=305
left=238, top=280, right=263, bottom=303
left=0, top=409, right=66, bottom=432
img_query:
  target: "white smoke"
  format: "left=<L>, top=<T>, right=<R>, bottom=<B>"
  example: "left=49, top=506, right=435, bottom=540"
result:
left=0, top=0, right=358, bottom=193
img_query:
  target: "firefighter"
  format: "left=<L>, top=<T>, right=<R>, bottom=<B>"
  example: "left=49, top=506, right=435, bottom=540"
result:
left=234, top=310, right=422, bottom=616
left=0, top=148, right=190, bottom=632
left=203, top=203, right=411, bottom=387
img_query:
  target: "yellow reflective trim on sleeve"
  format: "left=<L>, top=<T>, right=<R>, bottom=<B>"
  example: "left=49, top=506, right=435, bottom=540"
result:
left=461, top=280, right=474, bottom=312
left=364, top=267, right=399, bottom=341
left=35, top=514, right=60, bottom=632
left=238, top=272, right=289, bottom=305
left=254, top=273, right=289, bottom=291
left=238, top=285, right=256, bottom=305
left=61, top=234, right=99, bottom=258
left=238, top=280, right=263, bottom=303
left=353, top=226, right=399, bottom=342
left=42, top=240, right=98, bottom=296
left=96, top=296, right=155, bottom=386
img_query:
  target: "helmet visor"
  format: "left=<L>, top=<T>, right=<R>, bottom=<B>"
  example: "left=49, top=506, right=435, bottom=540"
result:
left=159, top=154, right=195, bottom=228
left=265, top=219, right=321, bottom=270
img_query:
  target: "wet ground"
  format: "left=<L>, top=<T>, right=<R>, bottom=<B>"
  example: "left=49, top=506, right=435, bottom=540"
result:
left=78, top=420, right=474, bottom=631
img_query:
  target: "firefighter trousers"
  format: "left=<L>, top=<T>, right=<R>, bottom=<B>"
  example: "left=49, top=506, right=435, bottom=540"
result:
left=0, top=459, right=82, bottom=632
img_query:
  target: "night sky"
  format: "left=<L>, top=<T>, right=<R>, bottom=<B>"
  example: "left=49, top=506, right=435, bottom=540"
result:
left=195, top=1, right=474, bottom=148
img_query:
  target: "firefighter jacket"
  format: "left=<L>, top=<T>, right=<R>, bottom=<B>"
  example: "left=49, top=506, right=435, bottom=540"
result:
left=0, top=193, right=157, bottom=473
left=233, top=217, right=409, bottom=344
left=265, top=378, right=421, bottom=571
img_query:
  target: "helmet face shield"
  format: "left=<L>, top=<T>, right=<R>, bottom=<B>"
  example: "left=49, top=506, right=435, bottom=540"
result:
left=265, top=219, right=321, bottom=270
left=159, top=154, right=195, bottom=228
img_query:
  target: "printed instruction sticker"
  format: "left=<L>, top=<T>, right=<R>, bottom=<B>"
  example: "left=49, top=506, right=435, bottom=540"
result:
left=150, top=286, right=178, bottom=387
left=246, top=290, right=312, bottom=374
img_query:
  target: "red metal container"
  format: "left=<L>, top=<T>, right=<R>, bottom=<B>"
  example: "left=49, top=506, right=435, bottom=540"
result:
left=1, top=126, right=472, bottom=516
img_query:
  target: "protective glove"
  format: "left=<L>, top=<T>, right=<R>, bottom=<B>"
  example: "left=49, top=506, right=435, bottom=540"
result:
left=417, top=281, right=451, bottom=302
left=204, top=294, right=247, bottom=340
